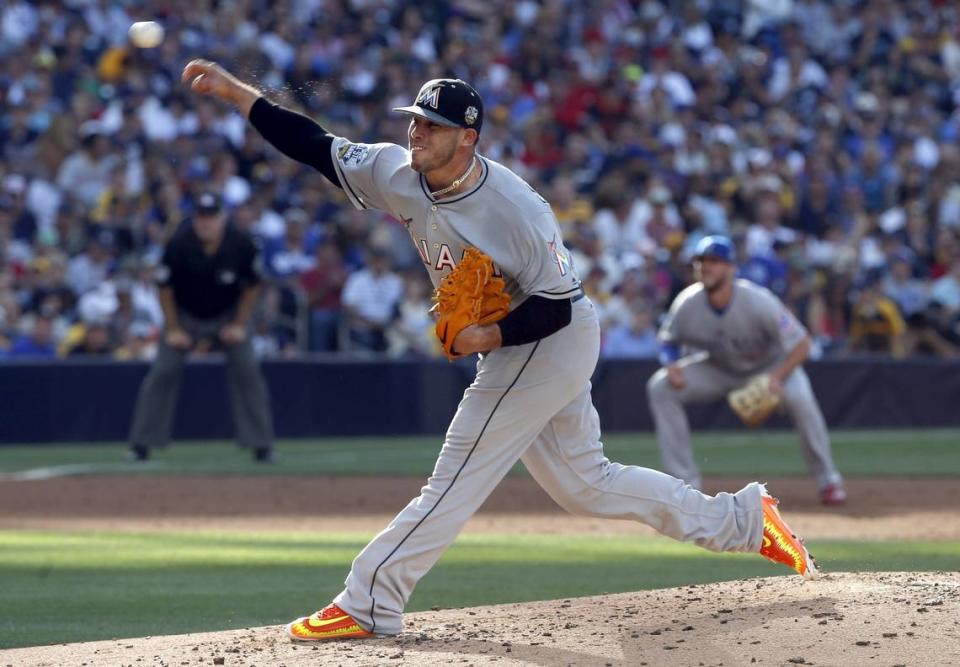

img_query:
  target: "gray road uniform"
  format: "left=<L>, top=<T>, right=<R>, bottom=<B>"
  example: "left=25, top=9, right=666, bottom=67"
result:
left=647, top=278, right=843, bottom=492
left=327, top=140, right=766, bottom=635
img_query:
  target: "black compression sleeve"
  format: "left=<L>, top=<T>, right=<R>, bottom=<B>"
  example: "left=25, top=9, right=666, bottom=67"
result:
left=498, top=295, right=572, bottom=347
left=248, top=97, right=342, bottom=188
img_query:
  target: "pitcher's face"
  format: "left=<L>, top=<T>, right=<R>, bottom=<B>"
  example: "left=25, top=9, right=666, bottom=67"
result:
left=407, top=117, right=464, bottom=174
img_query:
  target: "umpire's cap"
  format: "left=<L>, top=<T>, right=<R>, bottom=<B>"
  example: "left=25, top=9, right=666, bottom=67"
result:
left=693, top=235, right=735, bottom=263
left=393, top=79, right=483, bottom=133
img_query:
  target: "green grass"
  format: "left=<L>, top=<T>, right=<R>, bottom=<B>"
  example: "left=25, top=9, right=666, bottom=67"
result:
left=1, top=429, right=959, bottom=478
left=2, top=431, right=957, bottom=648
left=1, top=529, right=958, bottom=649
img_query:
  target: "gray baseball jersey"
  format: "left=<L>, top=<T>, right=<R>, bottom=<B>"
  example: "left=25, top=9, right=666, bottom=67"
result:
left=326, top=138, right=766, bottom=636
left=330, top=140, right=581, bottom=306
left=648, top=278, right=842, bottom=492
left=659, top=278, right=808, bottom=374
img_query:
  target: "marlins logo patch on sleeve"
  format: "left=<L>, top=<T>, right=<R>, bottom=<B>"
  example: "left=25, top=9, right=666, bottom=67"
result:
left=337, top=143, right=370, bottom=167
left=548, top=236, right=570, bottom=276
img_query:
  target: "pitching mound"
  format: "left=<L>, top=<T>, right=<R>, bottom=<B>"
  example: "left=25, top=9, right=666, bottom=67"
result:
left=5, top=572, right=958, bottom=666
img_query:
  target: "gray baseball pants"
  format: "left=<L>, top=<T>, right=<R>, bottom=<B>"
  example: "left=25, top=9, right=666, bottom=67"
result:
left=334, top=299, right=764, bottom=635
left=128, top=310, right=273, bottom=451
left=647, top=353, right=843, bottom=491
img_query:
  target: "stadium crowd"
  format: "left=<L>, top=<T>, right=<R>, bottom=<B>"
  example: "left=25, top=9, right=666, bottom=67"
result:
left=2, top=0, right=960, bottom=361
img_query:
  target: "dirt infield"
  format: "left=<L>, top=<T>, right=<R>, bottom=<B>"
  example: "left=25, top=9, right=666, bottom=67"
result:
left=1, top=474, right=959, bottom=540
left=4, top=572, right=958, bottom=666
left=3, top=474, right=960, bottom=665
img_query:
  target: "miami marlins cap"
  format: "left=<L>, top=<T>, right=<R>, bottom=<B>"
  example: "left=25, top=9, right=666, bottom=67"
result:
left=393, top=79, right=484, bottom=133
left=693, top=235, right=736, bottom=263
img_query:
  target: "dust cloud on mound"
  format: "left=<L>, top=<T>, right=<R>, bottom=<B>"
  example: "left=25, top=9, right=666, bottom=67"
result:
left=4, top=572, right=958, bottom=667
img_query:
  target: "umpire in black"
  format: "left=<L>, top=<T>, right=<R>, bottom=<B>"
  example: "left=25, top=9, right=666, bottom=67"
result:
left=128, top=192, right=274, bottom=462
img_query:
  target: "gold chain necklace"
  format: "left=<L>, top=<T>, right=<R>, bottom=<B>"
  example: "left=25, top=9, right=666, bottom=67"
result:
left=430, top=157, right=477, bottom=198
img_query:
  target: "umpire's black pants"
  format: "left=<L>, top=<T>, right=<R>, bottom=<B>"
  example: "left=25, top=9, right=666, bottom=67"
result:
left=128, top=311, right=273, bottom=451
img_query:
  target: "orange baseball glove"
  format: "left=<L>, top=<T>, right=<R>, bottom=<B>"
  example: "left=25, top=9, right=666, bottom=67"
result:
left=433, top=247, right=511, bottom=360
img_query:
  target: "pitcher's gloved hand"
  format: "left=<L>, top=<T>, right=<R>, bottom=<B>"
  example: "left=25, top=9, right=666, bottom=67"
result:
left=433, top=247, right=511, bottom=360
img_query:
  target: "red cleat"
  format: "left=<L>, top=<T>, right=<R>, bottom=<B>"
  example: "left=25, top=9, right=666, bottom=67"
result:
left=820, top=484, right=847, bottom=506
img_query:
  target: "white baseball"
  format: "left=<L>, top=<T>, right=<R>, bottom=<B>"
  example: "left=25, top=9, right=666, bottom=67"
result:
left=128, top=21, right=164, bottom=49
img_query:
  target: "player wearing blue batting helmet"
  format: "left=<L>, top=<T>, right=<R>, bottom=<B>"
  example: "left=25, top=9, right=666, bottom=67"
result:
left=693, top=235, right=736, bottom=263
left=692, top=235, right=737, bottom=295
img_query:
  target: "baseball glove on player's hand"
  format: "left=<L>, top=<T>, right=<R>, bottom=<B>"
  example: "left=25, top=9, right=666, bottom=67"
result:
left=727, top=373, right=781, bottom=427
left=433, top=247, right=511, bottom=360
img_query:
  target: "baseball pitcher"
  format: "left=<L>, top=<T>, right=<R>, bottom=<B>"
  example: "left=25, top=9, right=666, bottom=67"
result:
left=648, top=236, right=846, bottom=505
left=181, top=61, right=820, bottom=641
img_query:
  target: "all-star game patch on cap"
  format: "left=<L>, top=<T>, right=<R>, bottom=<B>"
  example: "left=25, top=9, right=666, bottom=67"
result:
left=393, top=79, right=484, bottom=133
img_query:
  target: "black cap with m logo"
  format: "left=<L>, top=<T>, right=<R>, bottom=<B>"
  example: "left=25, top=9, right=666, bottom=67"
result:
left=393, top=79, right=484, bottom=133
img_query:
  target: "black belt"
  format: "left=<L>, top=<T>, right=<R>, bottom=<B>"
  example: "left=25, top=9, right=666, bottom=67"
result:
left=571, top=287, right=586, bottom=303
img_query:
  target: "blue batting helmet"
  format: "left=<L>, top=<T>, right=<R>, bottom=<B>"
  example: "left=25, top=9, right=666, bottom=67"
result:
left=693, top=235, right=735, bottom=263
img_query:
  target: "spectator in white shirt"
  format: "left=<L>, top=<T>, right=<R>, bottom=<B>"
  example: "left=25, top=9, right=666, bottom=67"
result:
left=387, top=272, right=439, bottom=358
left=637, top=54, right=696, bottom=108
left=593, top=183, right=681, bottom=259
left=66, top=233, right=114, bottom=297
left=56, top=127, right=117, bottom=207
left=883, top=250, right=928, bottom=318
left=341, top=246, right=404, bottom=353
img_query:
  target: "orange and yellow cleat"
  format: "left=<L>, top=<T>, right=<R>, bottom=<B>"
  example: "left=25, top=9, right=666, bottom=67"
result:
left=287, top=603, right=374, bottom=641
left=759, top=493, right=820, bottom=580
